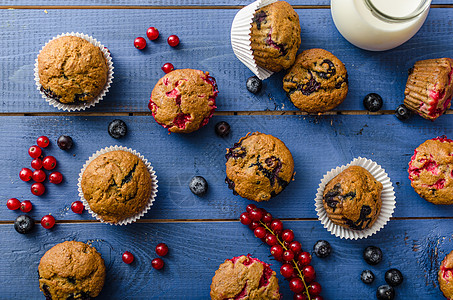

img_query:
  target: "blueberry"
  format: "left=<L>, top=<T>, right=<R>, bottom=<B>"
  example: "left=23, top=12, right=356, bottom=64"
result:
left=363, top=93, right=383, bottom=112
left=363, top=246, right=383, bottom=265
left=57, top=135, right=73, bottom=150
left=313, top=240, right=331, bottom=258
left=376, top=285, right=395, bottom=300
left=385, top=269, right=403, bottom=287
left=108, top=119, right=128, bottom=139
left=246, top=76, right=262, bottom=94
left=189, top=176, right=208, bottom=196
left=361, top=270, right=375, bottom=284
left=395, top=104, right=411, bottom=120
left=214, top=121, right=231, bottom=137
left=14, top=215, right=35, bottom=234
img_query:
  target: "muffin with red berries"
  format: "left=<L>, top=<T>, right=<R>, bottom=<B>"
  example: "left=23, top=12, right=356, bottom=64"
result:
left=225, top=132, right=294, bottom=202
left=38, top=241, right=106, bottom=300
left=249, top=1, right=301, bottom=72
left=149, top=69, right=218, bottom=133
left=210, top=255, right=281, bottom=300
left=408, top=136, right=453, bottom=205
left=439, top=250, right=453, bottom=299
left=404, top=58, right=453, bottom=120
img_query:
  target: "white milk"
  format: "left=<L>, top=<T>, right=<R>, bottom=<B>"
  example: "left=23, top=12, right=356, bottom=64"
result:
left=330, top=0, right=431, bottom=51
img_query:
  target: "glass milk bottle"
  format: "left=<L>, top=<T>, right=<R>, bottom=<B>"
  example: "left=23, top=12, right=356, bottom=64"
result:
left=330, top=0, right=431, bottom=51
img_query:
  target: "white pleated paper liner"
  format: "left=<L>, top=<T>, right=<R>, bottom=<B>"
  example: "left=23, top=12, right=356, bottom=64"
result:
left=34, top=32, right=114, bottom=111
left=231, top=0, right=277, bottom=80
left=77, top=146, right=158, bottom=226
left=314, top=157, right=396, bottom=240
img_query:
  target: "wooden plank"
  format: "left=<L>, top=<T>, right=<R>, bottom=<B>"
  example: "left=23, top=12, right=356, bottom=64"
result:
left=1, top=115, right=452, bottom=221
left=0, top=8, right=452, bottom=113
left=0, top=219, right=450, bottom=299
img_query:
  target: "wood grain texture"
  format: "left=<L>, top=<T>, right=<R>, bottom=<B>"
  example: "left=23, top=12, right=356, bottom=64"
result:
left=0, top=8, right=452, bottom=113
left=1, top=115, right=452, bottom=221
left=0, top=219, right=451, bottom=299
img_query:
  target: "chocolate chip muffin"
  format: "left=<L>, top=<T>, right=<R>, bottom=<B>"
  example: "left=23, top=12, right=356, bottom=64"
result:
left=81, top=150, right=152, bottom=224
left=250, top=1, right=301, bottom=72
left=283, top=48, right=348, bottom=113
left=149, top=68, right=218, bottom=133
left=439, top=250, right=453, bottom=299
left=225, top=132, right=294, bottom=202
left=210, top=255, right=281, bottom=300
left=38, top=36, right=109, bottom=105
left=323, top=166, right=383, bottom=230
left=404, top=58, right=453, bottom=121
left=408, top=136, right=453, bottom=205
left=38, top=241, right=106, bottom=300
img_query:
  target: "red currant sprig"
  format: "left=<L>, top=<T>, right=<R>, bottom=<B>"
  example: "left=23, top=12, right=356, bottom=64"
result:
left=240, top=205, right=320, bottom=300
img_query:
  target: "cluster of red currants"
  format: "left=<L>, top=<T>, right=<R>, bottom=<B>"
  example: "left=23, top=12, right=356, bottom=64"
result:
left=122, top=243, right=169, bottom=270
left=240, top=204, right=323, bottom=300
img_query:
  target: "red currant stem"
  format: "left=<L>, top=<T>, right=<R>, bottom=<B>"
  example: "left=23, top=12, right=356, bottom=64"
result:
left=259, top=220, right=311, bottom=300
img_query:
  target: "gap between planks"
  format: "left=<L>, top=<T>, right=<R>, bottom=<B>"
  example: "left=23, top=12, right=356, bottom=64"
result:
left=0, top=5, right=452, bottom=9
left=1, top=216, right=453, bottom=225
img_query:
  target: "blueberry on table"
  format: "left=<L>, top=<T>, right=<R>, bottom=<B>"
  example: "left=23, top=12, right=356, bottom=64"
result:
left=361, top=270, right=375, bottom=284
left=189, top=176, right=208, bottom=196
left=57, top=135, right=73, bottom=150
left=108, top=119, right=128, bottom=139
left=363, top=246, right=383, bottom=265
left=395, top=104, right=411, bottom=120
left=385, top=269, right=403, bottom=287
left=214, top=121, right=231, bottom=137
left=363, top=93, right=383, bottom=112
left=246, top=76, right=262, bottom=94
left=376, top=285, right=395, bottom=300
left=14, top=215, right=35, bottom=234
left=313, top=240, right=331, bottom=258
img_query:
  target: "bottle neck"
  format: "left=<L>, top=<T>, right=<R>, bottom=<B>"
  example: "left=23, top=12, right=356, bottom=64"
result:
left=363, top=0, right=431, bottom=23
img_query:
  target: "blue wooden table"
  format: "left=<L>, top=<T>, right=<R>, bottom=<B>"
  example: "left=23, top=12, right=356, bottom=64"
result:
left=1, top=1, right=453, bottom=299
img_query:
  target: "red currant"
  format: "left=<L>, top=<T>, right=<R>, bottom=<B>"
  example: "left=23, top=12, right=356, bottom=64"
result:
left=298, top=252, right=312, bottom=266
left=41, top=215, right=55, bottom=229
left=249, top=221, right=259, bottom=230
left=134, top=37, right=146, bottom=50
left=146, top=26, right=159, bottom=40
left=32, top=169, right=46, bottom=183
left=19, top=168, right=33, bottom=182
left=294, top=294, right=308, bottom=300
left=312, top=296, right=324, bottom=300
left=161, top=63, right=174, bottom=74
left=249, top=209, right=263, bottom=222
left=246, top=204, right=257, bottom=213
left=31, top=182, right=45, bottom=196
left=281, top=229, right=295, bottom=243
left=303, top=265, right=316, bottom=283
left=240, top=212, right=251, bottom=225
left=20, top=200, right=33, bottom=213
left=270, top=245, right=283, bottom=259
left=262, top=212, right=273, bottom=223
left=122, top=251, right=134, bottom=264
left=270, top=219, right=283, bottom=232
left=289, top=241, right=302, bottom=254
left=49, top=172, right=63, bottom=184
left=265, top=234, right=278, bottom=246
left=280, top=263, right=295, bottom=278
left=42, top=156, right=57, bottom=170
left=309, top=282, right=322, bottom=296
left=151, top=258, right=164, bottom=270
left=254, top=226, right=266, bottom=239
left=31, top=158, right=43, bottom=170
left=155, top=243, right=169, bottom=256
left=289, top=278, right=305, bottom=293
left=37, top=136, right=50, bottom=148
left=167, top=35, right=180, bottom=47
left=28, top=145, right=42, bottom=159
left=283, top=249, right=295, bottom=261
left=6, top=198, right=21, bottom=210
left=71, top=201, right=84, bottom=214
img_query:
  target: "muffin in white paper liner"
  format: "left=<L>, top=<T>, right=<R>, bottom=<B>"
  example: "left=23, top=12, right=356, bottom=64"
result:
left=314, top=157, right=395, bottom=240
left=231, top=0, right=277, bottom=80
left=34, top=32, right=114, bottom=112
left=77, top=146, right=158, bottom=226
